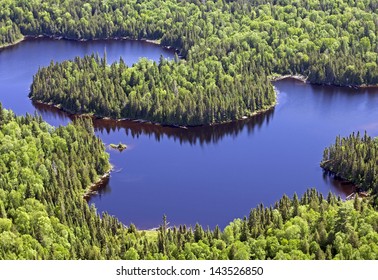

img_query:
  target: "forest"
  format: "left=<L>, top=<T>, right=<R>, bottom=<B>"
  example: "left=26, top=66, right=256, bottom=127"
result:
left=321, top=132, right=378, bottom=195
left=0, top=0, right=377, bottom=124
left=30, top=54, right=274, bottom=126
left=1, top=0, right=378, bottom=260
left=1, top=103, right=378, bottom=259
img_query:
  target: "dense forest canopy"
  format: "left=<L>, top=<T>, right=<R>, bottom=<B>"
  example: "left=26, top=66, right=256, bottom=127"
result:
left=30, top=54, right=274, bottom=125
left=0, top=0, right=376, bottom=124
left=322, top=132, right=378, bottom=196
left=1, top=103, right=378, bottom=259
left=0, top=104, right=119, bottom=259
left=1, top=0, right=378, bottom=260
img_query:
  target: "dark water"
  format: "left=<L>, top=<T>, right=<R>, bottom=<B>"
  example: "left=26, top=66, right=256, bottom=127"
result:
left=1, top=39, right=378, bottom=229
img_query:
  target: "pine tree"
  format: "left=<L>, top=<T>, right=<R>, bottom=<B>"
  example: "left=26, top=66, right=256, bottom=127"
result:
left=292, top=193, right=300, bottom=217
left=240, top=217, right=249, bottom=242
left=194, top=223, right=204, bottom=242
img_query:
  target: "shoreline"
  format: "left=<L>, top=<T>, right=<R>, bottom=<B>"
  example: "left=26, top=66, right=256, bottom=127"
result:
left=83, top=165, right=113, bottom=200
left=32, top=99, right=276, bottom=129
left=0, top=36, right=26, bottom=50
left=320, top=169, right=370, bottom=201
left=0, top=34, right=175, bottom=53
left=320, top=167, right=369, bottom=197
left=270, top=74, right=378, bottom=89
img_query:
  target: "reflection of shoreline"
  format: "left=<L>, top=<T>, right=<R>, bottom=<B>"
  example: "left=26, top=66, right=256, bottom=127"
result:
left=32, top=98, right=275, bottom=129
left=321, top=171, right=356, bottom=198
left=33, top=101, right=276, bottom=145
left=32, top=101, right=71, bottom=123
left=0, top=35, right=176, bottom=53
left=83, top=170, right=112, bottom=201
left=86, top=176, right=113, bottom=203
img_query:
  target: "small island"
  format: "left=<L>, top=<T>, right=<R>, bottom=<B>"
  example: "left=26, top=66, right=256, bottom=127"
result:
left=109, top=142, right=127, bottom=152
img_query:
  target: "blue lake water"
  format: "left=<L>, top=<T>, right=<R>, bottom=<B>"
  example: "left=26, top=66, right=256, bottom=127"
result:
left=1, top=38, right=378, bottom=229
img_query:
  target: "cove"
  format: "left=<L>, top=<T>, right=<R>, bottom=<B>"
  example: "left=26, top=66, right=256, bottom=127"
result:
left=1, top=39, right=378, bottom=229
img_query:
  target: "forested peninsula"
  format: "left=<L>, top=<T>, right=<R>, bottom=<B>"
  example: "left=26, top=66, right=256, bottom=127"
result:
left=321, top=132, right=378, bottom=196
left=0, top=0, right=377, bottom=125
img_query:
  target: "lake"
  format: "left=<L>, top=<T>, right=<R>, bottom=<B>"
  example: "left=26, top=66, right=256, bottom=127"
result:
left=1, top=38, right=378, bottom=229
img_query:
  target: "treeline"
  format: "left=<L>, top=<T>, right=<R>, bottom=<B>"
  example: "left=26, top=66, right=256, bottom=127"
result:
left=30, top=55, right=275, bottom=126
left=150, top=189, right=378, bottom=260
left=0, top=0, right=377, bottom=124
left=321, top=132, right=378, bottom=194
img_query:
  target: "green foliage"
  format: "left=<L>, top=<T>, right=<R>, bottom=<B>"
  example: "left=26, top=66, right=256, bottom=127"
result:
left=0, top=105, right=124, bottom=259
left=1, top=0, right=378, bottom=260
left=321, top=132, right=378, bottom=193
left=0, top=20, right=22, bottom=47
left=146, top=189, right=378, bottom=260
left=1, top=107, right=378, bottom=260
left=1, top=0, right=376, bottom=124
left=30, top=54, right=274, bottom=126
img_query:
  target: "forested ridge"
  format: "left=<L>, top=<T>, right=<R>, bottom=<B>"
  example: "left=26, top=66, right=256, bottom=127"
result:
left=321, top=132, right=378, bottom=195
left=0, top=0, right=376, bottom=125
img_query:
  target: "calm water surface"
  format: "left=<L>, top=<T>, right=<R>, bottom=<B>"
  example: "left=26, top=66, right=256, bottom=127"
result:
left=1, top=39, right=378, bottom=229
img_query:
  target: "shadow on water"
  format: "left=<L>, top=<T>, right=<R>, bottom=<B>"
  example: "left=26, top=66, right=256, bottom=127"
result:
left=32, top=101, right=71, bottom=124
left=322, top=171, right=356, bottom=198
left=33, top=101, right=276, bottom=145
